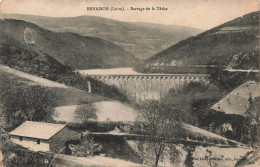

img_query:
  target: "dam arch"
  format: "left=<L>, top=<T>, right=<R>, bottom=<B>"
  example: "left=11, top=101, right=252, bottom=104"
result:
left=88, top=74, right=208, bottom=101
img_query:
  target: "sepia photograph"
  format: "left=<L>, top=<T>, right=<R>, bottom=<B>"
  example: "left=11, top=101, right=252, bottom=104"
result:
left=0, top=0, right=259, bottom=166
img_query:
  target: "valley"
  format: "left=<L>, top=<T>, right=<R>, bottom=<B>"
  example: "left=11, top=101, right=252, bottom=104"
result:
left=2, top=14, right=203, bottom=60
left=0, top=19, right=139, bottom=70
left=0, top=8, right=259, bottom=167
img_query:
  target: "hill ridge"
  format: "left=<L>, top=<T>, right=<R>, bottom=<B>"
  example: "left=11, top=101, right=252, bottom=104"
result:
left=144, top=11, right=259, bottom=73
left=0, top=18, right=140, bottom=69
left=2, top=13, right=203, bottom=60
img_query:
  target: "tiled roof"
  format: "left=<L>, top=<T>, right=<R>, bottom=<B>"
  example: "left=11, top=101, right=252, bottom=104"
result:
left=9, top=121, right=66, bottom=140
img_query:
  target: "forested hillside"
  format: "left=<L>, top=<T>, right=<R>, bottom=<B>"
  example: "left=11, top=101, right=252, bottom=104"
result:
left=3, top=14, right=203, bottom=60
left=0, top=32, right=128, bottom=102
left=0, top=19, right=139, bottom=69
left=144, top=11, right=259, bottom=73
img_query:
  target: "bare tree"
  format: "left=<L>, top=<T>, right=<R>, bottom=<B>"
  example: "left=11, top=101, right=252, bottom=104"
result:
left=75, top=104, right=97, bottom=124
left=136, top=100, right=183, bottom=167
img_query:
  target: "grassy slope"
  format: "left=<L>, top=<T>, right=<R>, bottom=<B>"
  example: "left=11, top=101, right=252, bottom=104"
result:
left=211, top=81, right=259, bottom=116
left=0, top=19, right=139, bottom=69
left=144, top=11, right=259, bottom=73
left=0, top=33, right=128, bottom=101
left=2, top=14, right=203, bottom=60
left=0, top=65, right=111, bottom=106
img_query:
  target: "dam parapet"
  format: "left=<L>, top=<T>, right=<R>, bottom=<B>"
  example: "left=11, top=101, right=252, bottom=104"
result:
left=86, top=73, right=208, bottom=101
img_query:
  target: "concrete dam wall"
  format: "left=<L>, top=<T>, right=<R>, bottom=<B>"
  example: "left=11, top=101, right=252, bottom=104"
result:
left=89, top=74, right=208, bottom=101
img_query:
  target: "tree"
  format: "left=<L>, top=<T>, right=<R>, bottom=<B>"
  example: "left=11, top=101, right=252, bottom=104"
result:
left=0, top=103, right=8, bottom=150
left=206, top=63, right=258, bottom=92
left=0, top=73, right=57, bottom=129
left=75, top=104, right=97, bottom=124
left=70, top=134, right=102, bottom=157
left=135, top=100, right=183, bottom=167
left=245, top=97, right=260, bottom=147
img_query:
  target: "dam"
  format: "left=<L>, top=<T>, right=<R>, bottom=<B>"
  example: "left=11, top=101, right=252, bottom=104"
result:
left=79, top=68, right=208, bottom=101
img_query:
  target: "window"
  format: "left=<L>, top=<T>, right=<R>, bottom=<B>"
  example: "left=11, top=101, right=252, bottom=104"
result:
left=19, top=136, right=23, bottom=141
left=37, top=139, right=40, bottom=144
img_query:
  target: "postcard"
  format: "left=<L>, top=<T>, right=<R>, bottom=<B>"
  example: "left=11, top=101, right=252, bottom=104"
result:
left=0, top=0, right=259, bottom=166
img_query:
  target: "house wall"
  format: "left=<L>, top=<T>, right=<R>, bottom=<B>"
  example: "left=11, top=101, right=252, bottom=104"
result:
left=10, top=136, right=50, bottom=152
left=50, top=127, right=80, bottom=153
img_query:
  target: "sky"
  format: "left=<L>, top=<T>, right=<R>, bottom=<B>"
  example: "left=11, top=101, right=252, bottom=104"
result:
left=0, top=0, right=259, bottom=29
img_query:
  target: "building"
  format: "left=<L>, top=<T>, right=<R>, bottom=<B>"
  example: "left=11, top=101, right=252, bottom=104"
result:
left=9, top=121, right=80, bottom=152
left=210, top=81, right=259, bottom=144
